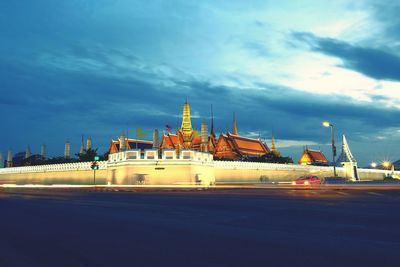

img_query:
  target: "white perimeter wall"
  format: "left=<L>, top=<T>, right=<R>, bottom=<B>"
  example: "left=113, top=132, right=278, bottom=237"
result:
left=0, top=158, right=398, bottom=185
left=0, top=162, right=108, bottom=185
left=213, top=161, right=398, bottom=183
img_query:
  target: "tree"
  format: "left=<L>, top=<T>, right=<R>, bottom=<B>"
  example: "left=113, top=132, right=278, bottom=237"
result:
left=76, top=148, right=98, bottom=162
left=242, top=153, right=293, bottom=164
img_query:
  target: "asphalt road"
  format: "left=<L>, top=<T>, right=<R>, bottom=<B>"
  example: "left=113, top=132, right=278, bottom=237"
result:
left=0, top=187, right=399, bottom=267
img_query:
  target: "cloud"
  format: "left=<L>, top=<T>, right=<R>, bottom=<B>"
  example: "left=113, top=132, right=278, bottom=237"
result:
left=292, top=31, right=400, bottom=81
left=2, top=45, right=400, bottom=158
left=371, top=1, right=400, bottom=42
left=0, top=0, right=399, bottom=165
left=242, top=41, right=269, bottom=57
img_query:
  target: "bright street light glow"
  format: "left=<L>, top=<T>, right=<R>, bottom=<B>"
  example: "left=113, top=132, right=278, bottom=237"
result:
left=382, top=161, right=391, bottom=169
left=322, top=121, right=331, bottom=127
left=370, top=162, right=377, bottom=168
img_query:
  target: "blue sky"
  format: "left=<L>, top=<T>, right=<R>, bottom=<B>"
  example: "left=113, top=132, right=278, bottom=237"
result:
left=1, top=0, right=399, bottom=166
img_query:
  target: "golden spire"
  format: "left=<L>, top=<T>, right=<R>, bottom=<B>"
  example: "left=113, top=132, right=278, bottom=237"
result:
left=232, top=112, right=238, bottom=135
left=271, top=130, right=280, bottom=156
left=271, top=131, right=277, bottom=152
left=180, top=98, right=193, bottom=148
left=181, top=98, right=193, bottom=134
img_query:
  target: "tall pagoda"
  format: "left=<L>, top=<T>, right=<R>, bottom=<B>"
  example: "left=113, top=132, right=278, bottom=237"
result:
left=181, top=98, right=194, bottom=148
left=159, top=99, right=202, bottom=151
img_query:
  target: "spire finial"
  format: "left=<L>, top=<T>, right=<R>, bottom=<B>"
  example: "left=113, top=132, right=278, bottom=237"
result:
left=232, top=112, right=238, bottom=135
left=210, top=104, right=215, bottom=136
left=271, top=130, right=279, bottom=155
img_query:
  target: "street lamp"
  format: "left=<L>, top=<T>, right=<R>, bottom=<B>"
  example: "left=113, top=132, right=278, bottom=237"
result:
left=323, top=121, right=337, bottom=177
left=370, top=162, right=377, bottom=168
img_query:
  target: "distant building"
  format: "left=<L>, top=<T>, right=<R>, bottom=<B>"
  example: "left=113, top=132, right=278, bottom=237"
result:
left=298, top=148, right=329, bottom=166
left=87, top=137, right=92, bottom=150
left=394, top=160, right=400, bottom=170
left=41, top=144, right=46, bottom=159
left=6, top=149, right=12, bottom=167
left=64, top=141, right=71, bottom=159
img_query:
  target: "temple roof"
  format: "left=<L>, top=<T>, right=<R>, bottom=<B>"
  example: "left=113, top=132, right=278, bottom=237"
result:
left=108, top=138, right=153, bottom=154
left=299, top=148, right=328, bottom=164
left=228, top=133, right=269, bottom=154
left=160, top=134, right=180, bottom=149
left=215, top=133, right=269, bottom=159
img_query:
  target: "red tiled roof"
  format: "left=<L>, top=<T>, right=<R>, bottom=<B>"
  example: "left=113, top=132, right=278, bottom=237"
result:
left=229, top=133, right=269, bottom=154
left=160, top=133, right=182, bottom=149
left=304, top=149, right=328, bottom=163
left=192, top=137, right=202, bottom=145
left=214, top=133, right=269, bottom=159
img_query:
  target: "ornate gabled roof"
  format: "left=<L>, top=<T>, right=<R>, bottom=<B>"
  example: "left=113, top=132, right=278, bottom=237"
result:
left=298, top=148, right=329, bottom=165
left=307, top=150, right=328, bottom=162
left=214, top=132, right=269, bottom=159
left=108, top=138, right=153, bottom=154
left=192, top=137, right=202, bottom=145
left=160, top=133, right=180, bottom=149
left=228, top=133, right=270, bottom=154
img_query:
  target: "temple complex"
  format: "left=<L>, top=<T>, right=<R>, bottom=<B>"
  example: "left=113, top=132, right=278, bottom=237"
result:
left=298, top=148, right=329, bottom=166
left=159, top=99, right=270, bottom=161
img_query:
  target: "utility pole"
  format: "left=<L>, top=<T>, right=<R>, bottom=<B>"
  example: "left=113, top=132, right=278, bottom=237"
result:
left=323, top=121, right=337, bottom=177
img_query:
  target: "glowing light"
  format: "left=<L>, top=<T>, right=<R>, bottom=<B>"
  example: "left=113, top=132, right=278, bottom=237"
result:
left=304, top=180, right=310, bottom=185
left=382, top=161, right=391, bottom=169
left=322, top=121, right=332, bottom=127
left=370, top=162, right=377, bottom=168
left=291, top=181, right=296, bottom=185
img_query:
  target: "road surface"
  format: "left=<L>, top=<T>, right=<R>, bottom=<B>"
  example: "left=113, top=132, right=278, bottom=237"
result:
left=0, top=186, right=399, bottom=266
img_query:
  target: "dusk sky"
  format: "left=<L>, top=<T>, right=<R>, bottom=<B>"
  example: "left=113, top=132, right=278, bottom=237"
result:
left=1, top=0, right=399, bottom=166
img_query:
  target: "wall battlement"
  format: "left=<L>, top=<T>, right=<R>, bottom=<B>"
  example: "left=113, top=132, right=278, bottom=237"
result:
left=108, top=149, right=213, bottom=163
left=0, top=161, right=107, bottom=174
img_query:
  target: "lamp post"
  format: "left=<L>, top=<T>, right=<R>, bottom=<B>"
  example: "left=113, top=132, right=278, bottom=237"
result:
left=323, top=121, right=337, bottom=177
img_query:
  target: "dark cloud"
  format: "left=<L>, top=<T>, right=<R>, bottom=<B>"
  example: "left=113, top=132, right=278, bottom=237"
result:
left=0, top=43, right=398, bottom=152
left=292, top=32, right=400, bottom=81
left=1, top=44, right=400, bottom=163
left=372, top=1, right=400, bottom=41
